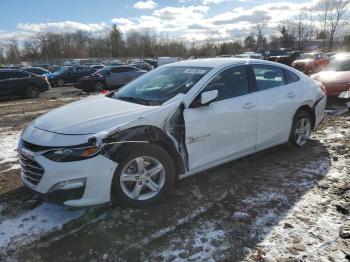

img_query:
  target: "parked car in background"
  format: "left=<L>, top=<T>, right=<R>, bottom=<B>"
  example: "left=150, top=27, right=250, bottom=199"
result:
left=157, top=57, right=182, bottom=67
left=77, top=66, right=146, bottom=92
left=129, top=61, right=153, bottom=71
left=109, top=61, right=125, bottom=66
left=235, top=52, right=264, bottom=59
left=292, top=52, right=330, bottom=74
left=0, top=69, right=50, bottom=98
left=18, top=58, right=326, bottom=207
left=90, top=64, right=105, bottom=70
left=23, top=67, right=50, bottom=75
left=143, top=59, right=157, bottom=68
left=33, top=64, right=51, bottom=70
left=50, top=65, right=62, bottom=72
left=264, top=50, right=302, bottom=66
left=311, top=54, right=350, bottom=96
left=46, top=66, right=97, bottom=87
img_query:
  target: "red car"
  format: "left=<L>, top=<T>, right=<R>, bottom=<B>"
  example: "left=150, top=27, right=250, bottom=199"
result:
left=311, top=54, right=350, bottom=96
left=292, top=52, right=330, bottom=74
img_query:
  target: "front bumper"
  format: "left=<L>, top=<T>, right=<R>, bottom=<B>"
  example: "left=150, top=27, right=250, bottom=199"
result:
left=23, top=180, right=85, bottom=204
left=21, top=152, right=118, bottom=207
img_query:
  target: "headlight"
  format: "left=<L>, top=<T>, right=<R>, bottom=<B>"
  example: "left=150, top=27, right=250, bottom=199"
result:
left=43, top=146, right=100, bottom=162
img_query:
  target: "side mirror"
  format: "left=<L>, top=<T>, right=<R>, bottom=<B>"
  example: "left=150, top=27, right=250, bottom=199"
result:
left=200, top=90, right=218, bottom=106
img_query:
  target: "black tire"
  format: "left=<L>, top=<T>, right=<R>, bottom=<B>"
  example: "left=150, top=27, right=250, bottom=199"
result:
left=94, top=82, right=104, bottom=92
left=24, top=85, right=40, bottom=98
left=289, top=110, right=312, bottom=146
left=56, top=78, right=64, bottom=87
left=111, top=143, right=175, bottom=207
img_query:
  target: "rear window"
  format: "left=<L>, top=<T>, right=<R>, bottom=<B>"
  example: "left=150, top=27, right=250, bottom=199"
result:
left=252, top=65, right=285, bottom=91
left=283, top=69, right=300, bottom=84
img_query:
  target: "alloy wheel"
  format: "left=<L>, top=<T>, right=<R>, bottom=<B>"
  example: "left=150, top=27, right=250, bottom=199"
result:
left=57, top=79, right=64, bottom=87
left=120, top=156, right=165, bottom=201
left=94, top=82, right=104, bottom=92
left=25, top=86, right=39, bottom=98
left=294, top=117, right=311, bottom=146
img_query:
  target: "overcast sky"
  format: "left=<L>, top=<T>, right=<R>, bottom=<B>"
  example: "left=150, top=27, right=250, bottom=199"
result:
left=0, top=0, right=345, bottom=42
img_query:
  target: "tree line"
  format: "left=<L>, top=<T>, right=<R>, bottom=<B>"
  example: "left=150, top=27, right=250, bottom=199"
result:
left=1, top=0, right=349, bottom=64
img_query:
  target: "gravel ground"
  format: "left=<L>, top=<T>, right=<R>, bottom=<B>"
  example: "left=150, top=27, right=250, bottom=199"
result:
left=0, top=88, right=349, bottom=261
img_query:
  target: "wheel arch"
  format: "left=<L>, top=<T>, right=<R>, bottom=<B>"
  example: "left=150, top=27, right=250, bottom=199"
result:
left=294, top=104, right=316, bottom=129
left=102, top=125, right=186, bottom=177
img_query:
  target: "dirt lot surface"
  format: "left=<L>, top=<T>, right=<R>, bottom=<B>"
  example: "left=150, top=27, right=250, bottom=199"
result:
left=0, top=87, right=349, bottom=261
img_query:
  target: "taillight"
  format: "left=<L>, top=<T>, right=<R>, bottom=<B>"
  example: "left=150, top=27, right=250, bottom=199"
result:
left=39, top=75, right=48, bottom=81
left=321, top=84, right=327, bottom=96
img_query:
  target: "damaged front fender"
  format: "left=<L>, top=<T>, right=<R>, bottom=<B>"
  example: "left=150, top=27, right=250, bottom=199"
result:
left=88, top=95, right=189, bottom=175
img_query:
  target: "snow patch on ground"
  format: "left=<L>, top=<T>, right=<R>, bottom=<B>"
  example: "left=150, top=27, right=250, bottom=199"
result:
left=6, top=109, right=49, bottom=118
left=159, top=221, right=226, bottom=261
left=321, top=126, right=348, bottom=140
left=245, top=155, right=348, bottom=261
left=0, top=131, right=21, bottom=166
left=0, top=203, right=83, bottom=253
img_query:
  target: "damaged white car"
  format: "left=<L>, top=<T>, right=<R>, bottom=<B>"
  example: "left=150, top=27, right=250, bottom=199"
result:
left=18, top=58, right=327, bottom=207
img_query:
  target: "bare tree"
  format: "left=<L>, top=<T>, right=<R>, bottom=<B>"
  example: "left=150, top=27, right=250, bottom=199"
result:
left=319, top=0, right=350, bottom=51
left=290, top=10, right=315, bottom=51
left=256, top=22, right=268, bottom=50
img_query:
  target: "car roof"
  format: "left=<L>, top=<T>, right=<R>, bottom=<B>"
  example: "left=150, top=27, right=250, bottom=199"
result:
left=164, top=58, right=275, bottom=68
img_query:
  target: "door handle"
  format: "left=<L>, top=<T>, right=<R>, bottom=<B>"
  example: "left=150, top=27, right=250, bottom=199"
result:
left=242, top=102, right=255, bottom=109
left=287, top=92, right=296, bottom=98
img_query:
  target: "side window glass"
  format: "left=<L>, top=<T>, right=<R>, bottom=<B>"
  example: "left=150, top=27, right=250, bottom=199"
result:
left=111, top=67, right=122, bottom=73
left=252, top=65, right=285, bottom=91
left=10, top=71, right=29, bottom=78
left=283, top=69, right=300, bottom=84
left=202, top=65, right=249, bottom=102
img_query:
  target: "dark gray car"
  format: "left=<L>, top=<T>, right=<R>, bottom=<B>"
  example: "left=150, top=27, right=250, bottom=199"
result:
left=78, top=66, right=146, bottom=92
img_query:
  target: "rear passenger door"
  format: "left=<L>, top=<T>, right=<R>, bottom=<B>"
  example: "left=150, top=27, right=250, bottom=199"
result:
left=251, top=64, right=301, bottom=148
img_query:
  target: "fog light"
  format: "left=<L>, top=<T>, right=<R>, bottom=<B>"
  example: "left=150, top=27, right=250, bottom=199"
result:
left=50, top=178, right=86, bottom=191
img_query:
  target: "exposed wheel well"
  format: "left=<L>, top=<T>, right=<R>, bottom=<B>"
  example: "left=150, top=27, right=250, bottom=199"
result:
left=295, top=105, right=315, bottom=129
left=103, top=125, right=186, bottom=178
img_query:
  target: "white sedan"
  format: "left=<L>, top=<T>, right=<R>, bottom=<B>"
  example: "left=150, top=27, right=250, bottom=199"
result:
left=18, top=58, right=327, bottom=207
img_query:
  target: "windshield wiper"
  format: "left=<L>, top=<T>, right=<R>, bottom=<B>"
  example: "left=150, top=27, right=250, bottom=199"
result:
left=117, top=96, right=150, bottom=105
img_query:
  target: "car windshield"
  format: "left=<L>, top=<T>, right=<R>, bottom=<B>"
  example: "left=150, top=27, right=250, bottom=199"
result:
left=112, top=66, right=211, bottom=106
left=56, top=67, right=68, bottom=74
left=324, top=57, right=350, bottom=71
left=300, top=53, right=315, bottom=59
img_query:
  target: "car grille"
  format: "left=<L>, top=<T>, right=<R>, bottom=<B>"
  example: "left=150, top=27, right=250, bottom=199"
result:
left=19, top=140, right=45, bottom=186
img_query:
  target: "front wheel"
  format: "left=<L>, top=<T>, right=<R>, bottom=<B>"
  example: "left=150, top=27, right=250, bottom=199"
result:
left=111, top=144, right=175, bottom=206
left=289, top=110, right=312, bottom=146
left=56, top=78, right=64, bottom=87
left=94, top=82, right=104, bottom=92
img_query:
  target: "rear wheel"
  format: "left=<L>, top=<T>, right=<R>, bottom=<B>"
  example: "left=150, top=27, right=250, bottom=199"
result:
left=111, top=144, right=175, bottom=206
left=56, top=78, right=64, bottom=87
left=289, top=110, right=312, bottom=146
left=24, top=85, right=40, bottom=98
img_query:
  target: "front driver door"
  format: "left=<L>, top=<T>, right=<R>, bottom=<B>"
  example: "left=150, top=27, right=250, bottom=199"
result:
left=184, top=65, right=258, bottom=171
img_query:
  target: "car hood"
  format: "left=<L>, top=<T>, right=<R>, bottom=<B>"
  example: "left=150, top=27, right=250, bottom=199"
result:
left=34, top=95, right=160, bottom=135
left=311, top=71, right=350, bottom=84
